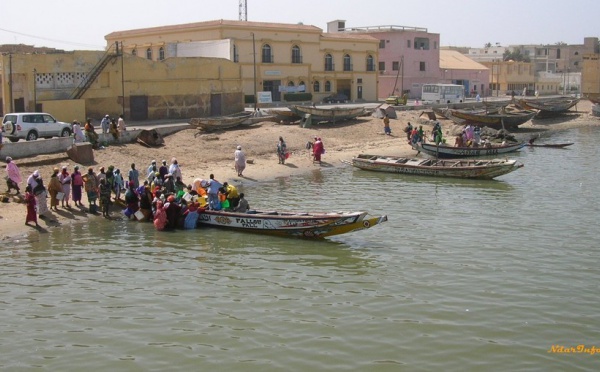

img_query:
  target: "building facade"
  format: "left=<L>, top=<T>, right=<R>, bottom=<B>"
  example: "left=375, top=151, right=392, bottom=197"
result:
left=326, top=21, right=440, bottom=99
left=0, top=49, right=243, bottom=120
left=105, top=19, right=380, bottom=104
left=439, top=50, right=489, bottom=97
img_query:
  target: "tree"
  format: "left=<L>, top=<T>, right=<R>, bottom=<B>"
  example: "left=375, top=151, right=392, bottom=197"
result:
left=503, top=48, right=531, bottom=63
left=485, top=42, right=492, bottom=48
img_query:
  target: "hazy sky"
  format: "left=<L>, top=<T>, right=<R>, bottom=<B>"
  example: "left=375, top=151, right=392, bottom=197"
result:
left=1, top=0, right=598, bottom=50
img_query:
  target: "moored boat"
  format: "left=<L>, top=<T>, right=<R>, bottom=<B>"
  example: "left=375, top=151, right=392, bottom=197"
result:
left=189, top=112, right=253, bottom=132
left=414, top=141, right=526, bottom=158
left=349, top=154, right=523, bottom=179
left=447, top=108, right=537, bottom=130
left=517, top=96, right=580, bottom=116
left=197, top=209, right=388, bottom=238
left=289, top=105, right=367, bottom=123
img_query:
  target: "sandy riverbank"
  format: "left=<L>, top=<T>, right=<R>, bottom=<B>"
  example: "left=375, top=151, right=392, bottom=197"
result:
left=1, top=100, right=598, bottom=241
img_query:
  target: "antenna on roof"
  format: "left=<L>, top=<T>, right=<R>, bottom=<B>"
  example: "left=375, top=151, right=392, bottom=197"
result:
left=239, top=0, right=247, bottom=21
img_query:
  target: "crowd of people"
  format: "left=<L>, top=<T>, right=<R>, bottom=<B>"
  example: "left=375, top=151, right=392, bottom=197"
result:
left=4, top=155, right=251, bottom=231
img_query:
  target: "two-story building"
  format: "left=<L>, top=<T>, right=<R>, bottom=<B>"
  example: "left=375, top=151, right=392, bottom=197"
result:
left=105, top=19, right=380, bottom=104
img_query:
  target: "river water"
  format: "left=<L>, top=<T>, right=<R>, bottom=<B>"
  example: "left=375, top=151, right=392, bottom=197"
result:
left=1, top=126, right=599, bottom=371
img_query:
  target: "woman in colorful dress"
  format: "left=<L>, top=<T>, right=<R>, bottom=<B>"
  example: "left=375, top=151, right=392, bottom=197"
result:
left=71, top=165, right=84, bottom=207
left=24, top=185, right=39, bottom=227
left=58, top=166, right=72, bottom=208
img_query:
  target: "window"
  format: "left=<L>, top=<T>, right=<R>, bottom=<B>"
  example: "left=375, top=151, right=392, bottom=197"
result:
left=557, top=49, right=561, bottom=59
left=291, top=45, right=302, bottom=64
left=343, top=54, right=352, bottom=71
left=357, top=78, right=362, bottom=84
left=407, top=40, right=411, bottom=48
left=131, top=48, right=137, bottom=56
left=392, top=61, right=399, bottom=71
left=262, top=44, right=273, bottom=63
left=299, top=81, right=305, bottom=91
left=313, top=81, right=320, bottom=92
left=146, top=48, right=152, bottom=60
left=366, top=55, right=375, bottom=71
left=379, top=61, right=385, bottom=71
left=325, top=81, right=332, bottom=92
left=325, top=54, right=334, bottom=71
left=233, top=44, right=239, bottom=62
left=287, top=81, right=295, bottom=86
left=379, top=40, right=385, bottom=49
left=159, top=47, right=165, bottom=61
left=419, top=62, right=425, bottom=71
left=414, top=37, right=430, bottom=50
left=434, top=41, right=437, bottom=49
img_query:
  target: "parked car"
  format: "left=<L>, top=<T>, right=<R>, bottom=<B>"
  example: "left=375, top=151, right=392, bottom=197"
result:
left=2, top=112, right=72, bottom=142
left=323, top=93, right=348, bottom=103
left=385, top=94, right=407, bottom=105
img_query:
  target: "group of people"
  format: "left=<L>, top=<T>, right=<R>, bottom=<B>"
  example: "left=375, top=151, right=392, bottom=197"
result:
left=5, top=155, right=252, bottom=230
left=73, top=114, right=126, bottom=148
left=454, top=123, right=484, bottom=148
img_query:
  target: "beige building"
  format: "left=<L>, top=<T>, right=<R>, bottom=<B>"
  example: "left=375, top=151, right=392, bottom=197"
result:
left=0, top=48, right=243, bottom=120
left=105, top=19, right=379, bottom=103
left=582, top=54, right=600, bottom=98
left=480, top=60, right=558, bottom=96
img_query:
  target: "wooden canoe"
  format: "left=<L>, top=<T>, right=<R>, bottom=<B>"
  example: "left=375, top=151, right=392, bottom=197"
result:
left=526, top=142, right=574, bottom=148
left=447, top=109, right=537, bottom=130
left=349, top=154, right=523, bottom=179
left=414, top=141, right=526, bottom=158
left=189, top=112, right=253, bottom=132
left=289, top=105, right=367, bottom=123
left=197, top=209, right=387, bottom=238
left=517, top=97, right=580, bottom=116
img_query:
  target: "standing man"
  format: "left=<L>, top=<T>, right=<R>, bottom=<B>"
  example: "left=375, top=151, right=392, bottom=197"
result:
left=128, top=163, right=140, bottom=189
left=100, top=114, right=110, bottom=135
left=206, top=174, right=223, bottom=210
left=234, top=145, right=246, bottom=177
left=383, top=114, right=391, bottom=135
left=117, top=114, right=126, bottom=132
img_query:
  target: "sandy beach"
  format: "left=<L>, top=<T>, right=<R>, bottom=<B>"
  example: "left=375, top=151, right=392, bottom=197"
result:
left=1, top=100, right=597, bottom=241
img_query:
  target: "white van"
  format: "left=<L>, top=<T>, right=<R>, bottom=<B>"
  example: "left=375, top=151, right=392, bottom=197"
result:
left=2, top=112, right=72, bottom=142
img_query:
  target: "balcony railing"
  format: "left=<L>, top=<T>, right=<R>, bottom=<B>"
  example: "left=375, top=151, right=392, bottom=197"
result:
left=325, top=63, right=335, bottom=71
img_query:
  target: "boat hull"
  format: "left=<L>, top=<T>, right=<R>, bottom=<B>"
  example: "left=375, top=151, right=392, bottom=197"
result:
left=414, top=142, right=526, bottom=158
left=197, top=210, right=387, bottom=238
left=517, top=97, right=580, bottom=115
left=448, top=109, right=536, bottom=129
left=351, top=154, right=522, bottom=179
left=289, top=105, right=366, bottom=122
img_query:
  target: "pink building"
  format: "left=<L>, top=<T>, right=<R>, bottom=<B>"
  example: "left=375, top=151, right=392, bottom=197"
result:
left=440, top=50, right=490, bottom=97
left=328, top=21, right=440, bottom=99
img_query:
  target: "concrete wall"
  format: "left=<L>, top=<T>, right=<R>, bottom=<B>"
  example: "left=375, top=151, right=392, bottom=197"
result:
left=0, top=125, right=188, bottom=160
left=39, top=99, right=86, bottom=123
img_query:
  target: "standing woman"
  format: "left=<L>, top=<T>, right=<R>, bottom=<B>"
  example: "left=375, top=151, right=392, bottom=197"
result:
left=24, top=185, right=39, bottom=227
left=277, top=136, right=287, bottom=164
left=313, top=137, right=324, bottom=165
left=234, top=145, right=246, bottom=176
left=5, top=156, right=22, bottom=194
left=58, top=166, right=72, bottom=208
left=72, top=165, right=84, bottom=207
left=47, top=168, right=62, bottom=212
left=27, top=170, right=48, bottom=218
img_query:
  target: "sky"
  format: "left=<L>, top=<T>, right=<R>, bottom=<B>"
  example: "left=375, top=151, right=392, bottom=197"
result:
left=1, top=0, right=598, bottom=51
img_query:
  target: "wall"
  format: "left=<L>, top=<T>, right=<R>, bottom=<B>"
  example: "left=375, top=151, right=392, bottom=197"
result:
left=39, top=99, right=86, bottom=123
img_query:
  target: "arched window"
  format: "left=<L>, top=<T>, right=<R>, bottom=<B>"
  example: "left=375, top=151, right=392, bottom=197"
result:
left=159, top=47, right=165, bottom=61
left=287, top=81, right=295, bottom=86
left=299, top=81, right=305, bottom=91
left=262, top=44, right=273, bottom=63
left=325, top=80, right=332, bottom=92
left=366, top=55, right=375, bottom=71
left=325, top=54, right=334, bottom=71
left=343, top=54, right=352, bottom=71
left=146, top=48, right=152, bottom=60
left=291, top=45, right=302, bottom=63
left=131, top=48, right=137, bottom=56
left=313, top=81, right=320, bottom=92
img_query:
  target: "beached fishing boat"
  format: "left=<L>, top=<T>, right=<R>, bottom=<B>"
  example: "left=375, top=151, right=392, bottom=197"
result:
left=517, top=97, right=580, bottom=116
left=196, top=209, right=387, bottom=238
left=349, top=154, right=523, bottom=179
left=289, top=105, right=367, bottom=123
left=264, top=108, right=302, bottom=123
left=136, top=129, right=165, bottom=147
left=414, top=141, right=526, bottom=158
left=447, top=108, right=537, bottom=130
left=188, top=112, right=253, bottom=132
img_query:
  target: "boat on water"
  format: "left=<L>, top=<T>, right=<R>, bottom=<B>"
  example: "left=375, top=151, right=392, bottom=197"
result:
left=188, top=112, right=253, bottom=132
left=196, top=209, right=387, bottom=238
left=289, top=105, right=367, bottom=123
left=414, top=141, right=526, bottom=158
left=517, top=96, right=580, bottom=116
left=349, top=154, right=523, bottom=180
left=446, top=108, right=537, bottom=130
left=527, top=143, right=574, bottom=148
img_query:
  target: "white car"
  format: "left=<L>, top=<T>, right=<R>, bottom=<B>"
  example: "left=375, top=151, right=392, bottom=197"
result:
left=2, top=112, right=72, bottom=142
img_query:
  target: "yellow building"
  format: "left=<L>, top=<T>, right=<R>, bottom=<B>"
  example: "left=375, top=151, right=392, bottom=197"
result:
left=105, top=19, right=379, bottom=103
left=481, top=60, right=559, bottom=96
left=0, top=47, right=243, bottom=120
left=582, top=54, right=600, bottom=99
